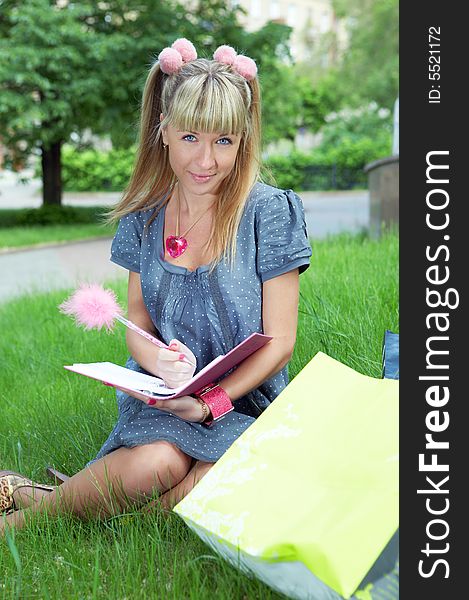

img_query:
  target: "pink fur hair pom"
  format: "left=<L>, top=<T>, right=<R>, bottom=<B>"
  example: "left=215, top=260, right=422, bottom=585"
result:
left=172, top=38, right=197, bottom=62
left=213, top=45, right=237, bottom=65
left=158, top=47, right=183, bottom=74
left=59, top=283, right=123, bottom=332
left=233, top=55, right=257, bottom=80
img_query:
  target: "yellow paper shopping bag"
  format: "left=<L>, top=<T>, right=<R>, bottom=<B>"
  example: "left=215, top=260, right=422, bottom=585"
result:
left=174, top=352, right=399, bottom=599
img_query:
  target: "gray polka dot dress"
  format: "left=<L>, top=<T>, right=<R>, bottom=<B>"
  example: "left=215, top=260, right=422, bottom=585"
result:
left=89, top=182, right=312, bottom=465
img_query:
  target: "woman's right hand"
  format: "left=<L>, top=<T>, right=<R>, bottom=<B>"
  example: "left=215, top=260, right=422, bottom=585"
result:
left=156, top=339, right=197, bottom=388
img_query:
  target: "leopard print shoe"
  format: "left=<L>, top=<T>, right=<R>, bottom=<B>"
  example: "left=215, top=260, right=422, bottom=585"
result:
left=0, top=472, right=55, bottom=515
left=0, top=476, right=15, bottom=515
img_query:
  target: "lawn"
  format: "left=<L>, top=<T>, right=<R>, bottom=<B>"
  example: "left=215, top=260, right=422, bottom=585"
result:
left=0, top=231, right=399, bottom=598
left=0, top=206, right=117, bottom=251
left=0, top=224, right=115, bottom=251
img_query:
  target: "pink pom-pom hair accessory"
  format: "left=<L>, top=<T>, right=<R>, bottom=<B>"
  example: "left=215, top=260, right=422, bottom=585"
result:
left=158, top=38, right=258, bottom=81
left=158, top=38, right=197, bottom=74
left=59, top=283, right=195, bottom=367
left=213, top=45, right=258, bottom=81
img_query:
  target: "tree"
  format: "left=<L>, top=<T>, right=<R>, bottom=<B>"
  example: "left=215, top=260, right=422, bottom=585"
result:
left=0, top=0, right=181, bottom=204
left=243, top=21, right=302, bottom=143
left=1, top=1, right=113, bottom=204
left=331, top=0, right=399, bottom=109
left=295, top=74, right=341, bottom=133
left=72, top=0, right=192, bottom=149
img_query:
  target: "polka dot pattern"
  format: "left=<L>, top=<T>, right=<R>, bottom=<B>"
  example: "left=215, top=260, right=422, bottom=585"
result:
left=88, top=182, right=312, bottom=465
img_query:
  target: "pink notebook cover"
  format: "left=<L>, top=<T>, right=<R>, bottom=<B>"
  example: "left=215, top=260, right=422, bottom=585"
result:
left=65, top=332, right=272, bottom=400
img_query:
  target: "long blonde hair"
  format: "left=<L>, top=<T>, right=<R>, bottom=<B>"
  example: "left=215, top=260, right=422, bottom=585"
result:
left=108, top=56, right=262, bottom=272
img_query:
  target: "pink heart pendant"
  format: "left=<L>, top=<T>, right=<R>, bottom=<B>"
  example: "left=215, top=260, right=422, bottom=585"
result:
left=166, top=236, right=188, bottom=258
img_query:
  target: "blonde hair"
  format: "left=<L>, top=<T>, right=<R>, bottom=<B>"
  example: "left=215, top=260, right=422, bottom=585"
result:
left=108, top=57, right=262, bottom=272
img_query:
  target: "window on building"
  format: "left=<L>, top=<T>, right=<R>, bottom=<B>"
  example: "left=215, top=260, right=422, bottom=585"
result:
left=270, top=0, right=280, bottom=19
left=320, top=11, right=330, bottom=33
left=252, top=0, right=261, bottom=18
left=288, top=3, right=297, bottom=26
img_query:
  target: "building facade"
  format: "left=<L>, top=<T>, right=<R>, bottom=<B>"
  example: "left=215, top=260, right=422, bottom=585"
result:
left=232, top=0, right=347, bottom=64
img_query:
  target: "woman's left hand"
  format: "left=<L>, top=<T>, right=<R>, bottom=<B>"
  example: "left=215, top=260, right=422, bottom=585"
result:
left=113, top=386, right=207, bottom=423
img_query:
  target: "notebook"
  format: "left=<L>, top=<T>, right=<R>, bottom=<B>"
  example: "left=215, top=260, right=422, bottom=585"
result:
left=64, top=332, right=272, bottom=400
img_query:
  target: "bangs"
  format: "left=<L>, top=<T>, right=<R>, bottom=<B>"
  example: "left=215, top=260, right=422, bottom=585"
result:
left=166, top=76, right=250, bottom=136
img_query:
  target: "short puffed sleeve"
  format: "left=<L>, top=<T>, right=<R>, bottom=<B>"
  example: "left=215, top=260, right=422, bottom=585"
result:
left=255, top=189, right=312, bottom=283
left=110, top=210, right=148, bottom=272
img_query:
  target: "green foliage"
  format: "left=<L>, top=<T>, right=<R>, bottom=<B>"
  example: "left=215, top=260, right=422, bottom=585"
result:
left=331, top=0, right=399, bottom=109
left=319, top=103, right=392, bottom=147
left=34, top=145, right=135, bottom=192
left=266, top=150, right=367, bottom=191
left=0, top=205, right=107, bottom=227
left=239, top=21, right=300, bottom=143
left=266, top=105, right=391, bottom=190
left=0, top=0, right=110, bottom=161
left=60, top=146, right=134, bottom=192
left=291, top=0, right=398, bottom=125
left=314, top=135, right=390, bottom=168
left=0, top=0, right=299, bottom=153
left=261, top=65, right=303, bottom=142
left=265, top=152, right=312, bottom=190
left=55, top=126, right=389, bottom=192
left=296, top=75, right=341, bottom=133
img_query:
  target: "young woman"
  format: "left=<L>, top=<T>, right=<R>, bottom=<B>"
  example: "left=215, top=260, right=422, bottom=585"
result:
left=1, top=39, right=311, bottom=532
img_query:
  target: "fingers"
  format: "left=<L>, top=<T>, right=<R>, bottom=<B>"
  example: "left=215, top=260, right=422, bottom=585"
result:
left=156, top=341, right=196, bottom=385
left=169, top=338, right=188, bottom=353
left=168, top=339, right=197, bottom=367
left=114, top=386, right=150, bottom=403
left=162, top=362, right=194, bottom=381
left=152, top=340, right=196, bottom=389
left=158, top=346, right=186, bottom=362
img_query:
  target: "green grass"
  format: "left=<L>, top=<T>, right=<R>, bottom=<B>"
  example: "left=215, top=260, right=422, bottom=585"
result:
left=0, top=223, right=115, bottom=251
left=0, top=231, right=398, bottom=598
left=293, top=229, right=399, bottom=378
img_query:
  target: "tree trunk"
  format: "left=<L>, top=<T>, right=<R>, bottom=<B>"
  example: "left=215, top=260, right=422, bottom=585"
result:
left=41, top=140, right=63, bottom=205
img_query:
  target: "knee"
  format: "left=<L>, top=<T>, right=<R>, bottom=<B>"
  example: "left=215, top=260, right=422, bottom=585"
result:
left=128, top=441, right=191, bottom=492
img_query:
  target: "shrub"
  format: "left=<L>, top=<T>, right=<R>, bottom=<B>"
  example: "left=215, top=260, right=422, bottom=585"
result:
left=0, top=205, right=108, bottom=228
left=265, top=104, right=393, bottom=190
left=34, top=146, right=135, bottom=192
left=263, top=151, right=312, bottom=190
left=265, top=137, right=387, bottom=191
left=61, top=146, right=135, bottom=191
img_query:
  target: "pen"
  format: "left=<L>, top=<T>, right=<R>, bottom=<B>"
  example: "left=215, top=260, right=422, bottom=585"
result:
left=115, top=314, right=196, bottom=368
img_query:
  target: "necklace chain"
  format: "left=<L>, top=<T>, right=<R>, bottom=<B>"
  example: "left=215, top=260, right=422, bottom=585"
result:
left=176, top=183, right=213, bottom=239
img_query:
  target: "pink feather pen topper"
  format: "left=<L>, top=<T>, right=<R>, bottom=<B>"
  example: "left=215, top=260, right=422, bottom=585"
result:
left=59, top=283, right=195, bottom=367
left=59, top=284, right=123, bottom=332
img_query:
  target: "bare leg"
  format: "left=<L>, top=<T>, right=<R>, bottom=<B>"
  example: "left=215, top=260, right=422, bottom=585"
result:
left=157, top=460, right=214, bottom=510
left=1, top=441, right=192, bottom=534
left=12, top=487, right=56, bottom=510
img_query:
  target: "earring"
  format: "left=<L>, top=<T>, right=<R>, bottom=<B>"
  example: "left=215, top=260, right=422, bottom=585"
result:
left=163, top=143, right=168, bottom=150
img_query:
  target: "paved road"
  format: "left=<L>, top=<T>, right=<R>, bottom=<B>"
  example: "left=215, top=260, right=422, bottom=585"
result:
left=0, top=172, right=369, bottom=303
left=302, top=190, right=369, bottom=239
left=0, top=238, right=122, bottom=303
